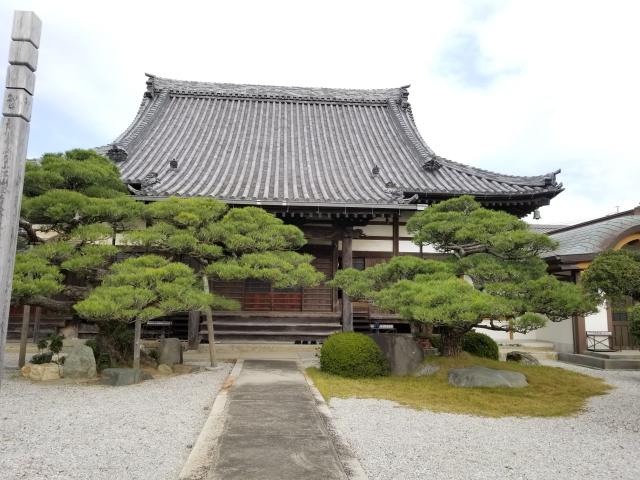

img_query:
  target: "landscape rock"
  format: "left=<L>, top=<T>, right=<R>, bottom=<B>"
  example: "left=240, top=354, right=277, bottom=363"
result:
left=20, top=364, right=31, bottom=378
left=413, top=363, right=440, bottom=376
left=62, top=344, right=97, bottom=378
left=158, top=338, right=183, bottom=366
left=27, top=363, right=61, bottom=381
left=101, top=368, right=152, bottom=386
left=370, top=334, right=424, bottom=376
left=506, top=351, right=540, bottom=366
left=171, top=364, right=195, bottom=374
left=157, top=363, right=173, bottom=375
left=448, top=366, right=528, bottom=388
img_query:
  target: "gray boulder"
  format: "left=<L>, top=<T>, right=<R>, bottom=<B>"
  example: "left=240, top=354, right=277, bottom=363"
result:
left=158, top=338, right=183, bottom=366
left=506, top=351, right=540, bottom=366
left=157, top=363, right=173, bottom=375
left=413, top=363, right=440, bottom=376
left=101, top=368, right=152, bottom=386
left=62, top=344, right=97, bottom=379
left=448, top=366, right=528, bottom=388
left=369, top=334, right=424, bottom=376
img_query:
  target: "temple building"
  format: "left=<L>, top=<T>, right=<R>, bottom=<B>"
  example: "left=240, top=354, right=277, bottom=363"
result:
left=92, top=74, right=565, bottom=342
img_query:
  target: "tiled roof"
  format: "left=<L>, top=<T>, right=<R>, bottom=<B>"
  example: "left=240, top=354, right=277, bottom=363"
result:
left=545, top=214, right=640, bottom=257
left=102, top=74, right=563, bottom=210
left=529, top=224, right=567, bottom=234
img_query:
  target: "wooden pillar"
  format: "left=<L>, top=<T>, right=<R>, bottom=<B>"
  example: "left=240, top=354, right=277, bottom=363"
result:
left=392, top=213, right=399, bottom=256
left=573, top=270, right=587, bottom=354
left=133, top=318, right=142, bottom=369
left=18, top=304, right=30, bottom=367
left=341, top=226, right=354, bottom=332
left=0, top=12, right=41, bottom=389
left=32, top=306, right=40, bottom=344
left=606, top=300, right=615, bottom=350
left=202, top=274, right=216, bottom=367
left=187, top=310, right=201, bottom=350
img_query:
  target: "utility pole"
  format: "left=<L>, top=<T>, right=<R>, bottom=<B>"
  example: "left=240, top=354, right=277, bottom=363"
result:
left=0, top=11, right=41, bottom=389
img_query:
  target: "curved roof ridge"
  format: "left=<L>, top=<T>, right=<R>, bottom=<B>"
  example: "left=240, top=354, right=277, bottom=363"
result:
left=145, top=73, right=404, bottom=104
left=397, top=105, right=561, bottom=188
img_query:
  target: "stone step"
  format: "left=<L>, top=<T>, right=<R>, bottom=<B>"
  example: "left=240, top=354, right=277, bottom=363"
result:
left=499, top=350, right=558, bottom=361
left=212, top=321, right=341, bottom=329
left=558, top=352, right=640, bottom=370
left=209, top=329, right=340, bottom=343
left=497, top=341, right=556, bottom=351
left=587, top=351, right=640, bottom=360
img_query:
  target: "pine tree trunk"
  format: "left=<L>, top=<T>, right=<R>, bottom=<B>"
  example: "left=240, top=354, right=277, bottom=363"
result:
left=202, top=274, right=216, bottom=367
left=18, top=305, right=31, bottom=368
left=133, top=318, right=142, bottom=369
left=439, top=328, right=465, bottom=357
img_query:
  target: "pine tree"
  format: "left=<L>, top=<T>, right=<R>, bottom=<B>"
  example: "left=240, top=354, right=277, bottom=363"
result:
left=331, top=196, right=596, bottom=356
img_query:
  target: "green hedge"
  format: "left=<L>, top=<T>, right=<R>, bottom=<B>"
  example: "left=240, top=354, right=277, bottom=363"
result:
left=428, top=331, right=499, bottom=360
left=462, top=331, right=499, bottom=360
left=320, top=332, right=389, bottom=378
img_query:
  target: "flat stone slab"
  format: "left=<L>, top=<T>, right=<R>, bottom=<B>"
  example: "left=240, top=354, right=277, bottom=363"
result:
left=213, top=435, right=345, bottom=480
left=448, top=366, right=528, bottom=388
left=209, top=359, right=347, bottom=480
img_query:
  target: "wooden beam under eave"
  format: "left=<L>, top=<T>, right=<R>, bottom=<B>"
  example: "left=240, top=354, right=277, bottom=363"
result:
left=392, top=213, right=399, bottom=256
left=341, top=226, right=354, bottom=332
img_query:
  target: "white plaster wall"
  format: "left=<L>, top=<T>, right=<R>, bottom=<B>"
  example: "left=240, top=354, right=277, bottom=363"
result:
left=351, top=239, right=392, bottom=252
left=583, top=303, right=611, bottom=350
left=477, top=323, right=539, bottom=343
left=477, top=318, right=575, bottom=353
left=584, top=304, right=609, bottom=331
left=399, top=240, right=421, bottom=253
left=361, top=224, right=392, bottom=236
left=534, top=319, right=574, bottom=353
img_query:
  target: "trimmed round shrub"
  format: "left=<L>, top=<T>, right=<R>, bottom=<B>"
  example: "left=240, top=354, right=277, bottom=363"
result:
left=462, top=331, right=499, bottom=360
left=320, top=332, right=389, bottom=378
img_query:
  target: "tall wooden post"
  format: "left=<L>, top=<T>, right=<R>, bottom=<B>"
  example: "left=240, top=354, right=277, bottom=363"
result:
left=202, top=274, right=216, bottom=367
left=392, top=213, right=400, bottom=256
left=187, top=310, right=201, bottom=350
left=0, top=12, right=41, bottom=389
left=18, top=304, right=30, bottom=367
left=341, top=226, right=354, bottom=332
left=32, top=306, right=41, bottom=344
left=133, top=318, right=142, bottom=369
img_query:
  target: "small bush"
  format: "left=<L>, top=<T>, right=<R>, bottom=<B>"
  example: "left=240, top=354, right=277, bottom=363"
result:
left=320, top=332, right=389, bottom=378
left=31, top=333, right=65, bottom=364
left=30, top=352, right=53, bottom=364
left=462, top=331, right=499, bottom=360
left=147, top=348, right=160, bottom=362
left=85, top=338, right=111, bottom=371
left=86, top=320, right=135, bottom=370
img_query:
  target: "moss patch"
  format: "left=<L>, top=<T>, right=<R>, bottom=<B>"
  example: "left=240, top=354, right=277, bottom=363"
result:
left=307, top=354, right=611, bottom=417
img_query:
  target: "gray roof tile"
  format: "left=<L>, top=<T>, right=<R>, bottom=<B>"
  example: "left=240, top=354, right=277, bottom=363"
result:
left=546, top=215, right=640, bottom=257
left=102, top=75, right=563, bottom=208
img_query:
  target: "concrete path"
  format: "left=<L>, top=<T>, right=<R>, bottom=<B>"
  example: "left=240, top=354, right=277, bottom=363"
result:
left=208, top=360, right=348, bottom=480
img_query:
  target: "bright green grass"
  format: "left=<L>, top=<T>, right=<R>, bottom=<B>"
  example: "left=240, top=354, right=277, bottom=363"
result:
left=307, top=354, right=611, bottom=417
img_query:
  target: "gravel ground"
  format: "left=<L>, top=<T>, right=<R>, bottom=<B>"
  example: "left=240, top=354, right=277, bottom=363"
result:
left=329, top=361, right=640, bottom=480
left=0, top=363, right=232, bottom=480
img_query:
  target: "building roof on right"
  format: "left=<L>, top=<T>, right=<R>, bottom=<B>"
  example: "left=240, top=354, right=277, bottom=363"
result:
left=544, top=208, right=640, bottom=260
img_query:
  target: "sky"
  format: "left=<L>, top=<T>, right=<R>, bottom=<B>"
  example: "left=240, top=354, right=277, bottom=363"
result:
left=1, top=0, right=639, bottom=225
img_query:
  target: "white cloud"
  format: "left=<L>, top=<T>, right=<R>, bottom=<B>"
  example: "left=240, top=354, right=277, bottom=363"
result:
left=1, top=0, right=638, bottom=224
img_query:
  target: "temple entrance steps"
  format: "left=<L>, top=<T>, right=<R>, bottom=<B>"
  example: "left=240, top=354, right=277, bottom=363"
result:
left=200, top=312, right=342, bottom=343
left=498, top=341, right=559, bottom=361
left=558, top=350, right=640, bottom=370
